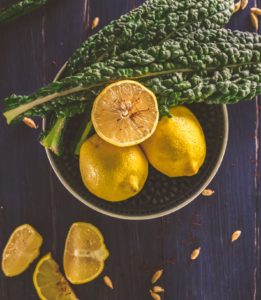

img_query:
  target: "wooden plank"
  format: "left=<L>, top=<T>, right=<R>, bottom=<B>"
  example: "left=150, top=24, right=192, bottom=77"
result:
left=160, top=1, right=260, bottom=299
left=254, top=96, right=261, bottom=299
left=254, top=1, right=261, bottom=299
left=0, top=4, right=53, bottom=299
left=42, top=1, right=164, bottom=299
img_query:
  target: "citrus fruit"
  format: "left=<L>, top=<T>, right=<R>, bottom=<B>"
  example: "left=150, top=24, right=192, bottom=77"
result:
left=1, top=224, right=43, bottom=277
left=33, top=253, right=77, bottom=300
left=91, top=80, right=159, bottom=147
left=141, top=106, right=206, bottom=177
left=79, top=134, right=148, bottom=201
left=63, top=222, right=109, bottom=284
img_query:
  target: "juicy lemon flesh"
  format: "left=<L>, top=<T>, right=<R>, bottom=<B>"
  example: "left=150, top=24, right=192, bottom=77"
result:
left=80, top=134, right=148, bottom=201
left=64, top=223, right=109, bottom=284
left=142, top=106, right=207, bottom=177
left=92, top=80, right=159, bottom=147
left=33, top=253, right=77, bottom=300
left=2, top=224, right=43, bottom=277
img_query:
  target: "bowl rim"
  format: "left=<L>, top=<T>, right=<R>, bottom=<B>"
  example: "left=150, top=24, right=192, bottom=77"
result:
left=43, top=104, right=229, bottom=221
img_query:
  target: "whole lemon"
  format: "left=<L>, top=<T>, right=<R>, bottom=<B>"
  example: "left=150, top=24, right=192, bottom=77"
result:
left=141, top=106, right=206, bottom=177
left=79, top=134, right=148, bottom=202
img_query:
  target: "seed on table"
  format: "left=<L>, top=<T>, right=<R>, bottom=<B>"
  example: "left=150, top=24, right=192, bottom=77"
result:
left=190, top=247, right=201, bottom=260
left=233, top=1, right=241, bottom=14
left=202, top=189, right=215, bottom=196
left=23, top=117, right=38, bottom=129
left=150, top=290, right=161, bottom=300
left=92, top=17, right=100, bottom=30
left=153, top=286, right=165, bottom=293
left=241, top=0, right=248, bottom=10
left=250, top=12, right=259, bottom=32
left=231, top=230, right=242, bottom=242
left=103, top=275, right=113, bottom=289
left=251, top=7, right=261, bottom=15
left=151, top=269, right=164, bottom=284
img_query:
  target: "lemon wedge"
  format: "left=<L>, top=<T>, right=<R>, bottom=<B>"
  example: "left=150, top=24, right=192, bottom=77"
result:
left=1, top=224, right=43, bottom=277
left=33, top=253, right=78, bottom=300
left=63, top=222, right=109, bottom=284
left=91, top=80, right=159, bottom=147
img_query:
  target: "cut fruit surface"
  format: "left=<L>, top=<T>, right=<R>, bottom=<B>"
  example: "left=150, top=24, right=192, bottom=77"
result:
left=91, top=80, right=159, bottom=147
left=1, top=224, right=43, bottom=277
left=33, top=253, right=78, bottom=300
left=63, top=222, right=109, bottom=284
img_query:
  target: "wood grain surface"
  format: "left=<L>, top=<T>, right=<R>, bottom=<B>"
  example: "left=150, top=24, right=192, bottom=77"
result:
left=0, top=0, right=260, bottom=299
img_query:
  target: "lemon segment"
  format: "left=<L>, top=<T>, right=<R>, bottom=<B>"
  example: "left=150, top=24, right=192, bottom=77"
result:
left=33, top=253, right=78, bottom=300
left=91, top=80, right=159, bottom=147
left=63, top=222, right=109, bottom=284
left=80, top=134, right=148, bottom=202
left=1, top=224, right=43, bottom=277
left=142, top=106, right=206, bottom=177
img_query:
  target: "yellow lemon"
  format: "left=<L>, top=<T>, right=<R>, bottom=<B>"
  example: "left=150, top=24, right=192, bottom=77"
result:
left=1, top=224, right=43, bottom=277
left=91, top=80, right=159, bottom=147
left=142, top=106, right=206, bottom=177
left=33, top=253, right=77, bottom=300
left=64, top=222, right=109, bottom=284
left=80, top=134, right=148, bottom=201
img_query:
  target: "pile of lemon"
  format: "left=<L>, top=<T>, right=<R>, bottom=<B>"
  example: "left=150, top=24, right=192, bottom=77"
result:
left=80, top=80, right=207, bottom=202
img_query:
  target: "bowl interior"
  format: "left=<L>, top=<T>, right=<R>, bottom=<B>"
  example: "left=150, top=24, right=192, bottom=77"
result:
left=46, top=104, right=228, bottom=220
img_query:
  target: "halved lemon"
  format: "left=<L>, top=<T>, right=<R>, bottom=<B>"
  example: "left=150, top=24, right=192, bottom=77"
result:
left=1, top=224, right=43, bottom=277
left=91, top=80, right=159, bottom=147
left=33, top=253, right=78, bottom=300
left=63, top=222, right=109, bottom=284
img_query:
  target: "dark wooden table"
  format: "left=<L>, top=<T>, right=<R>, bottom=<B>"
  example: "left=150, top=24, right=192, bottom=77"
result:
left=0, top=1, right=260, bottom=299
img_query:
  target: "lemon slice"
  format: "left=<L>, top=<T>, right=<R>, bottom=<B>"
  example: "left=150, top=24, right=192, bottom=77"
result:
left=63, top=222, right=109, bottom=284
left=1, top=224, right=43, bottom=277
left=33, top=253, right=78, bottom=300
left=91, top=80, right=159, bottom=147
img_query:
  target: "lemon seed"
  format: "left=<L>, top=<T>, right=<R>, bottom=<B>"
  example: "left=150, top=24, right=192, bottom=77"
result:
left=250, top=12, right=259, bottom=32
left=202, top=189, right=215, bottom=196
left=190, top=247, right=201, bottom=260
left=241, top=0, right=248, bottom=10
left=233, top=1, right=241, bottom=14
left=91, top=17, right=100, bottom=30
left=103, top=276, right=113, bottom=289
left=150, top=290, right=161, bottom=300
left=151, top=269, right=163, bottom=284
left=231, top=230, right=242, bottom=242
left=23, top=117, right=38, bottom=129
left=251, top=7, right=261, bottom=15
left=153, top=286, right=165, bottom=293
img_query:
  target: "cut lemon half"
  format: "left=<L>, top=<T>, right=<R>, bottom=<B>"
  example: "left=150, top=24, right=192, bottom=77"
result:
left=63, top=222, right=109, bottom=284
left=91, top=80, right=159, bottom=147
left=1, top=224, right=43, bottom=277
left=33, top=253, right=78, bottom=300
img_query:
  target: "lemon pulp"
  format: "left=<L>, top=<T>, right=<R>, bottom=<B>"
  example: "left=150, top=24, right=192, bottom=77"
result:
left=63, top=222, right=109, bottom=284
left=1, top=224, right=43, bottom=277
left=91, top=80, right=159, bottom=147
left=33, top=253, right=77, bottom=300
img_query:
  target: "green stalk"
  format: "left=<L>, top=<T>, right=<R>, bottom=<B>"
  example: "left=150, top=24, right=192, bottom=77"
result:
left=74, top=120, right=93, bottom=156
left=40, top=62, right=70, bottom=156
left=40, top=117, right=67, bottom=156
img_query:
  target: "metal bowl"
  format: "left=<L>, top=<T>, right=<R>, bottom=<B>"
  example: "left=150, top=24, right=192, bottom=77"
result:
left=44, top=103, right=228, bottom=220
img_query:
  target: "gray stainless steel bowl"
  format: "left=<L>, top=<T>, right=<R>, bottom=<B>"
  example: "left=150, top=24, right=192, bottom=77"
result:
left=44, top=103, right=228, bottom=220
